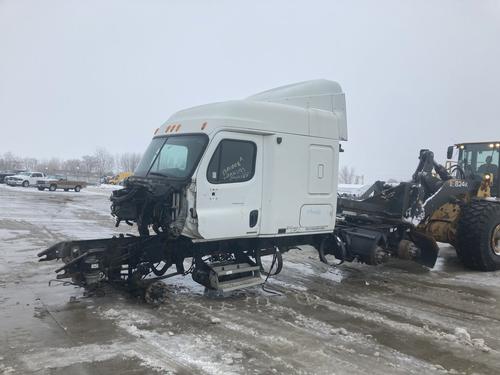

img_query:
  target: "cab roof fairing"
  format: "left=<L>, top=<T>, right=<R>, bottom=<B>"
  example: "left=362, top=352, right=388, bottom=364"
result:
left=157, top=79, right=347, bottom=141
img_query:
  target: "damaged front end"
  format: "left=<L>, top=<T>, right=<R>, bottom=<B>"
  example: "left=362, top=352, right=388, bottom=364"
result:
left=38, top=174, right=273, bottom=297
left=38, top=175, right=195, bottom=297
left=110, top=176, right=190, bottom=238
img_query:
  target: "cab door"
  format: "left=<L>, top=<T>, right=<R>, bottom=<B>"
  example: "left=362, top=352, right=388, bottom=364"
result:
left=195, top=132, right=263, bottom=240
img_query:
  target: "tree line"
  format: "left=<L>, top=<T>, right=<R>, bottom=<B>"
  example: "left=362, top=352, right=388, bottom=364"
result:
left=2, top=150, right=362, bottom=183
left=0, top=148, right=142, bottom=176
left=339, top=166, right=364, bottom=184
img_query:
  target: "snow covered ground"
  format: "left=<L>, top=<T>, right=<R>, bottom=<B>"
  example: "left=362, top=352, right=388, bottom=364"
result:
left=1, top=183, right=500, bottom=374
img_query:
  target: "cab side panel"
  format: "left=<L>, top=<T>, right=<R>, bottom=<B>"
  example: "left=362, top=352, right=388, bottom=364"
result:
left=260, top=133, right=338, bottom=236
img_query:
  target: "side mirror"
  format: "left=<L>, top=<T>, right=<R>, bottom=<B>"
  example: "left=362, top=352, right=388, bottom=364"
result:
left=447, top=146, right=454, bottom=160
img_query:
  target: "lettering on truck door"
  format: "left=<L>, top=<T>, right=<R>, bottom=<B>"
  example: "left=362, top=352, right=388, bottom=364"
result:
left=196, top=132, right=263, bottom=239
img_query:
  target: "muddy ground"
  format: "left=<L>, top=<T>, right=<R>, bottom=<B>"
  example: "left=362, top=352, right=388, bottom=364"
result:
left=0, top=184, right=499, bottom=375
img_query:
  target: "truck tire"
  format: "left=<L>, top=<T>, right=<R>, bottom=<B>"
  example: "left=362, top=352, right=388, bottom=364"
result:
left=456, top=200, right=500, bottom=271
left=49, top=184, right=57, bottom=191
left=22, top=180, right=29, bottom=187
left=74, top=185, right=81, bottom=192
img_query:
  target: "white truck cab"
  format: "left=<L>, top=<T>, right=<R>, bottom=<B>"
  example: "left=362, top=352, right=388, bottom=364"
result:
left=131, top=79, right=347, bottom=241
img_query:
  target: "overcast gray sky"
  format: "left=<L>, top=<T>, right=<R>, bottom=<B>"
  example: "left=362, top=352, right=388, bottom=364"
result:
left=1, top=0, right=499, bottom=182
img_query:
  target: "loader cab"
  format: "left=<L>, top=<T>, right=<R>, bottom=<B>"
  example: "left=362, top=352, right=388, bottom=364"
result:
left=448, top=142, right=500, bottom=197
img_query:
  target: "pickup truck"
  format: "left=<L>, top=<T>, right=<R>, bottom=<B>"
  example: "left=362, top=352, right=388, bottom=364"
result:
left=37, top=176, right=87, bottom=192
left=6, top=172, right=45, bottom=187
left=0, top=172, right=19, bottom=184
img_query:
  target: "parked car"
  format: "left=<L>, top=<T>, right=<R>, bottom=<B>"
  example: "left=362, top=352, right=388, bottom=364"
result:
left=37, top=175, right=87, bottom=192
left=6, top=172, right=45, bottom=187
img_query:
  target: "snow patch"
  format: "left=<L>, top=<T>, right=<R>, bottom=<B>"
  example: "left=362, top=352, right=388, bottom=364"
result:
left=0, top=228, right=30, bottom=241
left=437, top=327, right=491, bottom=353
left=99, top=308, right=244, bottom=374
left=319, top=268, right=345, bottom=283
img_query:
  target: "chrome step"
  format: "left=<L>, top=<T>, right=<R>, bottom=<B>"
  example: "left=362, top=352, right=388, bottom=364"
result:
left=209, top=262, right=264, bottom=292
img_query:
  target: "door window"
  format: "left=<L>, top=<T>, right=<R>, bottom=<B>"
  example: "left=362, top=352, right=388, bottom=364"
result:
left=207, top=139, right=256, bottom=183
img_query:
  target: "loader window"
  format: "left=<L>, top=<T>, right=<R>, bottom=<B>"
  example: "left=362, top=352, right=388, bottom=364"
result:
left=477, top=151, right=499, bottom=174
left=207, top=139, right=256, bottom=184
left=459, top=144, right=499, bottom=178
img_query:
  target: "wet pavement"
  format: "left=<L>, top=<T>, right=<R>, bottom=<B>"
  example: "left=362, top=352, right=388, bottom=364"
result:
left=0, top=183, right=499, bottom=374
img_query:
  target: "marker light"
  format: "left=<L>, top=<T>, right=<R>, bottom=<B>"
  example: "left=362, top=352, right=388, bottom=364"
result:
left=154, top=128, right=159, bottom=135
left=459, top=145, right=465, bottom=149
left=496, top=143, right=500, bottom=147
left=489, top=144, right=494, bottom=148
left=201, top=122, right=207, bottom=130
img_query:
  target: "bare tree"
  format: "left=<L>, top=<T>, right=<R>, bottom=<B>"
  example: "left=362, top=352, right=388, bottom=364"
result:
left=0, top=152, right=23, bottom=170
left=118, top=152, right=142, bottom=172
left=0, top=149, right=143, bottom=176
left=81, top=155, right=98, bottom=173
left=38, top=157, right=61, bottom=173
left=94, top=147, right=114, bottom=175
left=339, top=166, right=356, bottom=184
left=23, top=157, right=38, bottom=171
left=63, top=158, right=82, bottom=173
left=48, top=158, right=62, bottom=172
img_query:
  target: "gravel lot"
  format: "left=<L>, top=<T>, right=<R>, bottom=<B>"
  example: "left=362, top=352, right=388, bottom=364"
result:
left=1, top=184, right=499, bottom=374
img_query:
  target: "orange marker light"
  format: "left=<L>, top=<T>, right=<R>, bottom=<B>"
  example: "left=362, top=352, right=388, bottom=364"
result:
left=154, top=128, right=159, bottom=135
left=165, top=125, right=171, bottom=133
left=201, top=122, right=207, bottom=130
left=175, top=124, right=182, bottom=132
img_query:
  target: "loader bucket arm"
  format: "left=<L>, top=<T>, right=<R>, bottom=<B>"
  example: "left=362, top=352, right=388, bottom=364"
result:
left=408, top=230, right=439, bottom=268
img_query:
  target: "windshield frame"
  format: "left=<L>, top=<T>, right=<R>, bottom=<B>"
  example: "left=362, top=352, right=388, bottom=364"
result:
left=135, top=133, right=209, bottom=181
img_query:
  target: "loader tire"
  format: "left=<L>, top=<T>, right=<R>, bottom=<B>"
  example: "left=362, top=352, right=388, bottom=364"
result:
left=456, top=200, right=500, bottom=271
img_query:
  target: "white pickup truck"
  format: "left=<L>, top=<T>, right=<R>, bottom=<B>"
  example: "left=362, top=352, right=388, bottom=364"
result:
left=5, top=172, right=46, bottom=187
